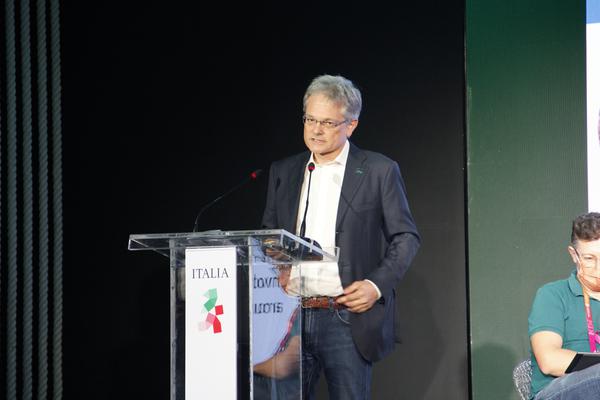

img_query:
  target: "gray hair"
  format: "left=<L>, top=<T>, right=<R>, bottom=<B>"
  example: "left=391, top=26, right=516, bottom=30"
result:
left=303, top=75, right=362, bottom=120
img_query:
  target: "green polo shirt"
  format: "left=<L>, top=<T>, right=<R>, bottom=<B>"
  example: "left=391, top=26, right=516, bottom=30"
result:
left=528, top=270, right=600, bottom=398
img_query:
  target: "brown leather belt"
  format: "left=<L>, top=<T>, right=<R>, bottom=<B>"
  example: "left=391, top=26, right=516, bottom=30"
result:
left=301, top=296, right=345, bottom=310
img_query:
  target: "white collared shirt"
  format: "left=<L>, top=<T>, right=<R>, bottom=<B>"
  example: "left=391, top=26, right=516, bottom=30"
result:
left=286, top=142, right=349, bottom=296
left=285, top=140, right=382, bottom=299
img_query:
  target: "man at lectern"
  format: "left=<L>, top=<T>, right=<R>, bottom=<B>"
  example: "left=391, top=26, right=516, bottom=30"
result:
left=528, top=212, right=600, bottom=399
left=261, top=74, right=420, bottom=399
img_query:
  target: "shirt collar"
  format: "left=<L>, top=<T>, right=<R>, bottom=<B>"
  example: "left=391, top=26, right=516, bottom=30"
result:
left=309, top=140, right=350, bottom=167
left=568, top=269, right=584, bottom=297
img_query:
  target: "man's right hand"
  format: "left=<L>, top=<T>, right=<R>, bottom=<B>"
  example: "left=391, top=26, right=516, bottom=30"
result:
left=275, top=265, right=291, bottom=291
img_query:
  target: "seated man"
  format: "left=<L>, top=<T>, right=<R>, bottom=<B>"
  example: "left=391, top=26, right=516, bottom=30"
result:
left=528, top=212, right=600, bottom=399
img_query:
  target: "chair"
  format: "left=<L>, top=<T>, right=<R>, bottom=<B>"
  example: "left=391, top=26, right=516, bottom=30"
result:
left=513, top=358, right=532, bottom=400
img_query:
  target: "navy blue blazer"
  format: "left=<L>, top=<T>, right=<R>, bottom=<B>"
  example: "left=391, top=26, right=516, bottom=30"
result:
left=261, top=142, right=420, bottom=362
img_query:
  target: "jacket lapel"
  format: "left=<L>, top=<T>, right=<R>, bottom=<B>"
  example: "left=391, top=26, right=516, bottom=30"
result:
left=336, top=143, right=367, bottom=232
left=283, top=152, right=310, bottom=234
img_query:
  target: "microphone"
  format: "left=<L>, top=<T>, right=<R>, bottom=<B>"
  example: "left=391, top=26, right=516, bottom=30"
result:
left=296, top=162, right=322, bottom=261
left=192, top=169, right=263, bottom=232
left=299, top=162, right=315, bottom=238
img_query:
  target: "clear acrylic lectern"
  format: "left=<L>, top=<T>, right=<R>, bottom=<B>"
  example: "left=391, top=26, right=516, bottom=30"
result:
left=128, top=229, right=338, bottom=400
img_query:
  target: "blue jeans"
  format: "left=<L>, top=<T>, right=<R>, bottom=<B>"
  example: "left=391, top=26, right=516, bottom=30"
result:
left=302, top=307, right=372, bottom=400
left=535, top=363, right=600, bottom=399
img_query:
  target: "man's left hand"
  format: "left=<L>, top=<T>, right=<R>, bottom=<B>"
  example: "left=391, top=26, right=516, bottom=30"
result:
left=336, top=280, right=378, bottom=313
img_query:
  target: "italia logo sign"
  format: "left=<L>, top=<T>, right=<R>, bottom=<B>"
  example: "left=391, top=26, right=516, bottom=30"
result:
left=198, top=288, right=224, bottom=334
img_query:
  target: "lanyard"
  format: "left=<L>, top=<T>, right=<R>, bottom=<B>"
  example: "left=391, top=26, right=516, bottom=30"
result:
left=581, top=286, right=600, bottom=353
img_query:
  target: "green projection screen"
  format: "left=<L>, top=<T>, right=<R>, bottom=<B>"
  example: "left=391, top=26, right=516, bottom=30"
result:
left=467, top=0, right=587, bottom=398
left=588, top=0, right=600, bottom=210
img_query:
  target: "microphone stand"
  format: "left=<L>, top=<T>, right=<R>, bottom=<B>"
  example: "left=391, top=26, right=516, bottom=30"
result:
left=296, top=162, right=322, bottom=261
left=192, top=170, right=262, bottom=232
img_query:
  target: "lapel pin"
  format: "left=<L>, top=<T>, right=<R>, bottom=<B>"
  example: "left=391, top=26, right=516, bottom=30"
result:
left=355, top=167, right=365, bottom=175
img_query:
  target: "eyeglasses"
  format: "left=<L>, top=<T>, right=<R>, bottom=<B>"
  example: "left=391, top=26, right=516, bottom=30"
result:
left=302, top=116, right=348, bottom=129
left=574, top=248, right=600, bottom=270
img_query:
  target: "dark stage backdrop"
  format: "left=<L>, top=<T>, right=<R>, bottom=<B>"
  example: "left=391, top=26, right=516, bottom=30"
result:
left=61, top=1, right=466, bottom=399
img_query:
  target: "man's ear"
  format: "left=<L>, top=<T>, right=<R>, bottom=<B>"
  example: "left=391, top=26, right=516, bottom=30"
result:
left=567, top=245, right=579, bottom=264
left=346, top=120, right=358, bottom=138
